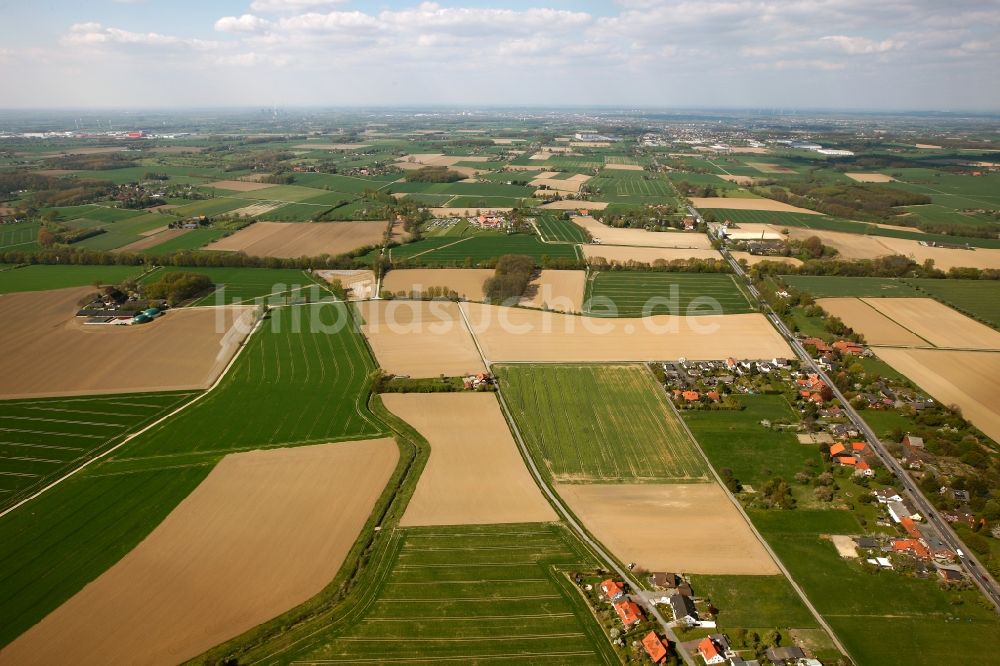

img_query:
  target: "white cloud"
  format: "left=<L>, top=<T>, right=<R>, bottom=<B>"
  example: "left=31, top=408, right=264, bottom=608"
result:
left=214, top=14, right=273, bottom=33
left=249, top=0, right=347, bottom=12
left=820, top=35, right=903, bottom=55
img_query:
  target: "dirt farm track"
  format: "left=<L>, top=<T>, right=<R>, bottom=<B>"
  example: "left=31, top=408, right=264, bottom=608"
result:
left=0, top=439, right=399, bottom=666
left=0, top=288, right=256, bottom=399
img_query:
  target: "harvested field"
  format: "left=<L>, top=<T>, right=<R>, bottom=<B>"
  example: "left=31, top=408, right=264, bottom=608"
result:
left=146, top=146, right=205, bottom=154
left=719, top=175, right=764, bottom=185
left=916, top=144, right=942, bottom=149
left=205, top=180, right=275, bottom=192
left=731, top=251, right=802, bottom=266
left=831, top=535, right=859, bottom=558
left=519, top=270, right=586, bottom=312
left=0, top=287, right=255, bottom=399
left=784, top=228, right=1000, bottom=271
left=113, top=228, right=190, bottom=253
left=583, top=245, right=723, bottom=265
left=205, top=221, right=388, bottom=257
left=570, top=141, right=610, bottom=147
left=356, top=300, right=486, bottom=377
left=845, top=173, right=895, bottom=183
left=573, top=216, right=714, bottom=248
left=294, top=143, right=370, bottom=150
left=540, top=200, right=608, bottom=210
left=228, top=202, right=281, bottom=217
left=383, top=393, right=556, bottom=526
left=0, top=439, right=398, bottom=666
left=556, top=483, right=778, bottom=574
left=39, top=146, right=125, bottom=156
left=382, top=268, right=492, bottom=300
left=314, top=269, right=377, bottom=300
left=529, top=174, right=590, bottom=193
left=873, top=349, right=1000, bottom=444
left=691, top=197, right=820, bottom=214
left=861, top=298, right=1000, bottom=350
left=463, top=303, right=791, bottom=362
left=816, top=298, right=928, bottom=346
left=604, top=163, right=645, bottom=171
left=747, top=162, right=795, bottom=174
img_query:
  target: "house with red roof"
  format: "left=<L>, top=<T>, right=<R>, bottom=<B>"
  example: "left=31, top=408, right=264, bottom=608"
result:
left=641, top=631, right=669, bottom=664
left=706, top=390, right=720, bottom=402
left=613, top=599, right=644, bottom=626
left=600, top=579, right=625, bottom=601
left=900, top=516, right=922, bottom=539
left=682, top=390, right=700, bottom=402
left=833, top=339, right=864, bottom=355
left=698, top=635, right=727, bottom=664
left=893, top=538, right=931, bottom=560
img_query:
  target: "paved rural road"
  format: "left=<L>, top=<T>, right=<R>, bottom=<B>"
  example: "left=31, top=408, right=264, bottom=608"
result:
left=696, top=204, right=1000, bottom=614
left=455, top=303, right=699, bottom=666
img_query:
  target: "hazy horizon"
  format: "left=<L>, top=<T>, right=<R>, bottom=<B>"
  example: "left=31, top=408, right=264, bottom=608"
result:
left=1, top=0, right=998, bottom=111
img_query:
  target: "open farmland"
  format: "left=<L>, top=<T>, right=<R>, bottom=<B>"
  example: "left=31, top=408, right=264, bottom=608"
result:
left=520, top=270, right=586, bottom=312
left=384, top=393, right=556, bottom=526
left=282, top=523, right=616, bottom=665
left=573, top=216, right=713, bottom=248
left=462, top=303, right=792, bottom=363
left=356, top=300, right=487, bottom=378
left=535, top=215, right=590, bottom=243
left=0, top=264, right=145, bottom=294
left=388, top=233, right=579, bottom=265
left=691, top=197, right=820, bottom=214
left=582, top=245, right=723, bottom=265
left=115, top=303, right=385, bottom=459
left=204, top=220, right=389, bottom=257
left=0, top=391, right=195, bottom=511
left=783, top=276, right=922, bottom=298
left=584, top=271, right=754, bottom=317
left=558, top=483, right=778, bottom=575
left=906, top=279, right=1000, bottom=329
left=873, top=348, right=1000, bottom=444
left=587, top=174, right=678, bottom=204
left=381, top=268, right=492, bottom=300
left=0, top=288, right=256, bottom=399
left=0, top=439, right=399, bottom=666
left=0, top=222, right=40, bottom=252
left=497, top=364, right=709, bottom=483
left=140, top=266, right=328, bottom=305
left=816, top=298, right=929, bottom=346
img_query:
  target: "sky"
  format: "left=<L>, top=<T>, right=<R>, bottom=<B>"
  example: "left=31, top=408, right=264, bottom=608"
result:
left=0, top=0, right=998, bottom=110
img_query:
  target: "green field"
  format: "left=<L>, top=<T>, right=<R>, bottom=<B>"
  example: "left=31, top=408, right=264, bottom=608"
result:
left=497, top=364, right=709, bottom=483
left=687, top=574, right=819, bottom=630
left=389, top=181, right=537, bottom=198
left=907, top=279, right=1000, bottom=329
left=227, top=184, right=330, bottom=203
left=167, top=197, right=253, bottom=218
left=0, top=302, right=386, bottom=646
left=389, top=234, right=580, bottom=265
left=682, top=395, right=819, bottom=487
left=0, top=391, right=196, bottom=511
left=0, top=264, right=146, bottom=293
left=282, top=523, right=617, bottom=665
left=139, top=266, right=328, bottom=305
left=140, top=228, right=228, bottom=254
left=756, top=512, right=1000, bottom=666
left=584, top=271, right=754, bottom=317
left=588, top=174, right=678, bottom=204
left=51, top=205, right=147, bottom=224
left=255, top=202, right=333, bottom=221
left=113, top=303, right=385, bottom=460
left=73, top=213, right=175, bottom=251
left=783, top=276, right=1000, bottom=329
left=292, top=172, right=396, bottom=193
left=0, top=463, right=213, bottom=647
left=0, top=221, right=40, bottom=252
left=536, top=216, right=590, bottom=243
left=782, top=276, right=922, bottom=298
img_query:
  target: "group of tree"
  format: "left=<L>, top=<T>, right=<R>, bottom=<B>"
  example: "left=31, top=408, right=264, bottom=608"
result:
left=483, top=254, right=535, bottom=303
left=753, top=182, right=930, bottom=222
left=142, top=271, right=214, bottom=305
left=404, top=166, right=464, bottom=183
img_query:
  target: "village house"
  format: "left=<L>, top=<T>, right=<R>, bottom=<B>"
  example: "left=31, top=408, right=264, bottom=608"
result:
left=892, top=538, right=931, bottom=560
left=641, top=631, right=670, bottom=664
left=942, top=510, right=977, bottom=529
left=613, top=598, right=644, bottom=627
left=765, top=646, right=807, bottom=666
left=668, top=593, right=698, bottom=625
left=874, top=488, right=903, bottom=504
left=801, top=337, right=832, bottom=354
left=887, top=499, right=921, bottom=524
left=901, top=434, right=925, bottom=468
left=698, top=635, right=732, bottom=665
left=727, top=658, right=762, bottom=666
left=828, top=442, right=873, bottom=476
left=600, top=579, right=625, bottom=601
